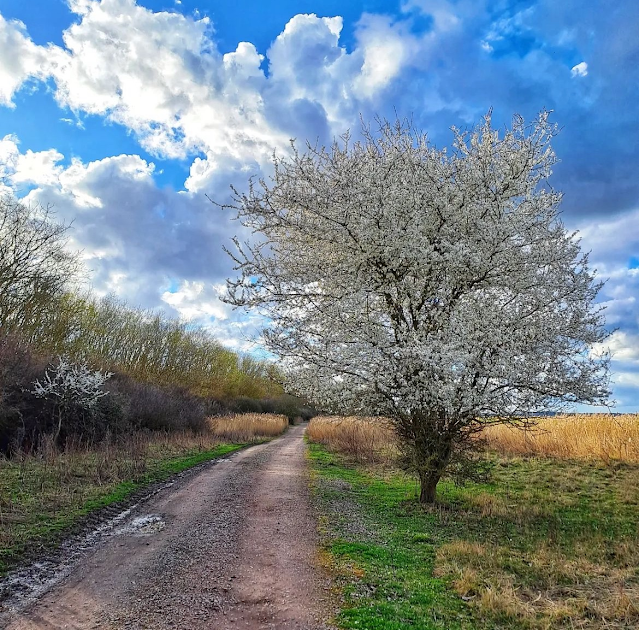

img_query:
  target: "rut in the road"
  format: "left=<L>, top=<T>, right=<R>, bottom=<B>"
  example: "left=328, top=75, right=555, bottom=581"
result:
left=3, top=425, right=334, bottom=630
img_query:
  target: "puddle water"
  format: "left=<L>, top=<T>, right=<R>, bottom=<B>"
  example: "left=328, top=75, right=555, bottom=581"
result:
left=115, top=514, right=166, bottom=536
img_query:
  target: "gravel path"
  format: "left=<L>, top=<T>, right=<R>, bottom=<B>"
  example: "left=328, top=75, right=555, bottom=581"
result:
left=1, top=425, right=334, bottom=630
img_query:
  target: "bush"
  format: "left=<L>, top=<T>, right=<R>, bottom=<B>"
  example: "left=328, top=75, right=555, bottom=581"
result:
left=270, top=394, right=317, bottom=424
left=31, top=356, right=113, bottom=444
left=230, top=396, right=264, bottom=414
left=0, top=333, right=49, bottom=453
left=109, top=375, right=207, bottom=433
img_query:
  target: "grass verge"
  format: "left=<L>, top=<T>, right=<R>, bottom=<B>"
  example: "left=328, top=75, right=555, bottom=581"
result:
left=308, top=442, right=639, bottom=629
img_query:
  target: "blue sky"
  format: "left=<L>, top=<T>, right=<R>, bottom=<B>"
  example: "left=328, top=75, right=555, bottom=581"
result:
left=0, top=0, right=638, bottom=410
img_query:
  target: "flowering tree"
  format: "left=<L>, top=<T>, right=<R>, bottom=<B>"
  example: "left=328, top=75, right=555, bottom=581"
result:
left=32, top=356, right=112, bottom=443
left=223, top=113, right=610, bottom=503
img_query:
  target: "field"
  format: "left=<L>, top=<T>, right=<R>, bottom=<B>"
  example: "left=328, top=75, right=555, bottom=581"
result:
left=0, top=414, right=288, bottom=576
left=483, top=414, right=639, bottom=463
left=308, top=414, right=639, bottom=629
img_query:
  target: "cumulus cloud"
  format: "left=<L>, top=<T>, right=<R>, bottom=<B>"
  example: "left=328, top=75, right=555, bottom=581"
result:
left=599, top=332, right=639, bottom=363
left=0, top=14, right=50, bottom=106
left=12, top=149, right=65, bottom=187
left=353, top=14, right=419, bottom=98
left=0, top=1, right=430, bottom=194
left=1, top=137, right=236, bottom=304
left=571, top=61, right=588, bottom=77
left=160, top=280, right=265, bottom=351
left=0, top=135, right=19, bottom=179
left=162, top=281, right=230, bottom=322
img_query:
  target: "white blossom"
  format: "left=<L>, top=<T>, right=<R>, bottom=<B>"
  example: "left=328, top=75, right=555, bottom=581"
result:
left=32, top=355, right=112, bottom=410
left=223, top=112, right=611, bottom=501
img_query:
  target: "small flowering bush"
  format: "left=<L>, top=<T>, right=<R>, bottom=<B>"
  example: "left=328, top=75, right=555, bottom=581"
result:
left=32, top=356, right=112, bottom=442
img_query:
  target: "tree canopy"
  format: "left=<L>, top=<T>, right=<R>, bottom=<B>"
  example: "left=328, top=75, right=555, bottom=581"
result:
left=225, top=112, right=611, bottom=502
left=0, top=195, right=79, bottom=334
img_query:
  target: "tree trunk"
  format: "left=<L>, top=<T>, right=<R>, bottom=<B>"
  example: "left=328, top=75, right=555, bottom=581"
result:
left=53, top=406, right=63, bottom=445
left=396, top=410, right=455, bottom=504
left=418, top=469, right=443, bottom=504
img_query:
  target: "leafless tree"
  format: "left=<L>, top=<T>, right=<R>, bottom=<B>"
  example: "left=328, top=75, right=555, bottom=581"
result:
left=0, top=195, right=80, bottom=335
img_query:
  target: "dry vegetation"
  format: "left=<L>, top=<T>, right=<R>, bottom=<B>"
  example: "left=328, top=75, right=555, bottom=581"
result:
left=483, top=413, right=639, bottom=463
left=306, top=416, right=398, bottom=463
left=309, top=413, right=639, bottom=465
left=435, top=533, right=639, bottom=628
left=208, top=413, right=289, bottom=442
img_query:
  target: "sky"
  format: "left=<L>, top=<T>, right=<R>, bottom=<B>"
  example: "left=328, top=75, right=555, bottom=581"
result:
left=0, top=0, right=638, bottom=411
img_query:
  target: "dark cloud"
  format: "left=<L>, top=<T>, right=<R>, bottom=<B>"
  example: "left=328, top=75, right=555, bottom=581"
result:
left=376, top=0, right=639, bottom=223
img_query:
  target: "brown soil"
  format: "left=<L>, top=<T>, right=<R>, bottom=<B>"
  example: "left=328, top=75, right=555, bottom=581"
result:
left=1, top=425, right=334, bottom=630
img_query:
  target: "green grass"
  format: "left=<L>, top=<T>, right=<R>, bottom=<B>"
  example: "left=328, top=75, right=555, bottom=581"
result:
left=308, top=443, right=639, bottom=629
left=0, top=441, right=248, bottom=577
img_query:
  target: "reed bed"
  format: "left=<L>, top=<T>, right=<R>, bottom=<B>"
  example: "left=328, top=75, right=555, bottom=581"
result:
left=307, top=416, right=398, bottom=463
left=309, top=413, right=639, bottom=465
left=207, top=413, right=288, bottom=442
left=483, top=414, right=639, bottom=463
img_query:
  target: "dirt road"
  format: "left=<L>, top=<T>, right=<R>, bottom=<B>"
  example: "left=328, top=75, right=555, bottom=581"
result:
left=1, top=425, right=333, bottom=630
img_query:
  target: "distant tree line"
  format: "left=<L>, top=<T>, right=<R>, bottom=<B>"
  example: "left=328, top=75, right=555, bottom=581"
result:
left=0, top=194, right=308, bottom=453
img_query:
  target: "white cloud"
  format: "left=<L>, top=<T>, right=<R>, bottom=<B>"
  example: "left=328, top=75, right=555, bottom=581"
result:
left=0, top=138, right=249, bottom=321
left=0, top=138, right=266, bottom=351
left=0, top=2, right=428, bottom=193
left=0, top=134, right=20, bottom=178
left=266, top=13, right=358, bottom=126
left=571, top=61, right=588, bottom=77
left=604, top=332, right=639, bottom=363
left=354, top=14, right=417, bottom=98
left=12, top=149, right=65, bottom=186
left=613, top=371, right=639, bottom=388
left=577, top=207, right=639, bottom=270
left=162, top=281, right=230, bottom=321
left=0, top=15, right=50, bottom=106
left=161, top=280, right=268, bottom=351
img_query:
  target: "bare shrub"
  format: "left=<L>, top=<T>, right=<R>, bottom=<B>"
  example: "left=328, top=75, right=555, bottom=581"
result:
left=109, top=375, right=207, bottom=433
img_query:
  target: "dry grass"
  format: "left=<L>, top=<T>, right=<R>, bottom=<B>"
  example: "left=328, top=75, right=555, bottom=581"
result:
left=307, top=416, right=398, bottom=463
left=310, top=413, right=639, bottom=465
left=207, top=413, right=288, bottom=442
left=435, top=538, right=639, bottom=628
left=483, top=414, right=639, bottom=463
